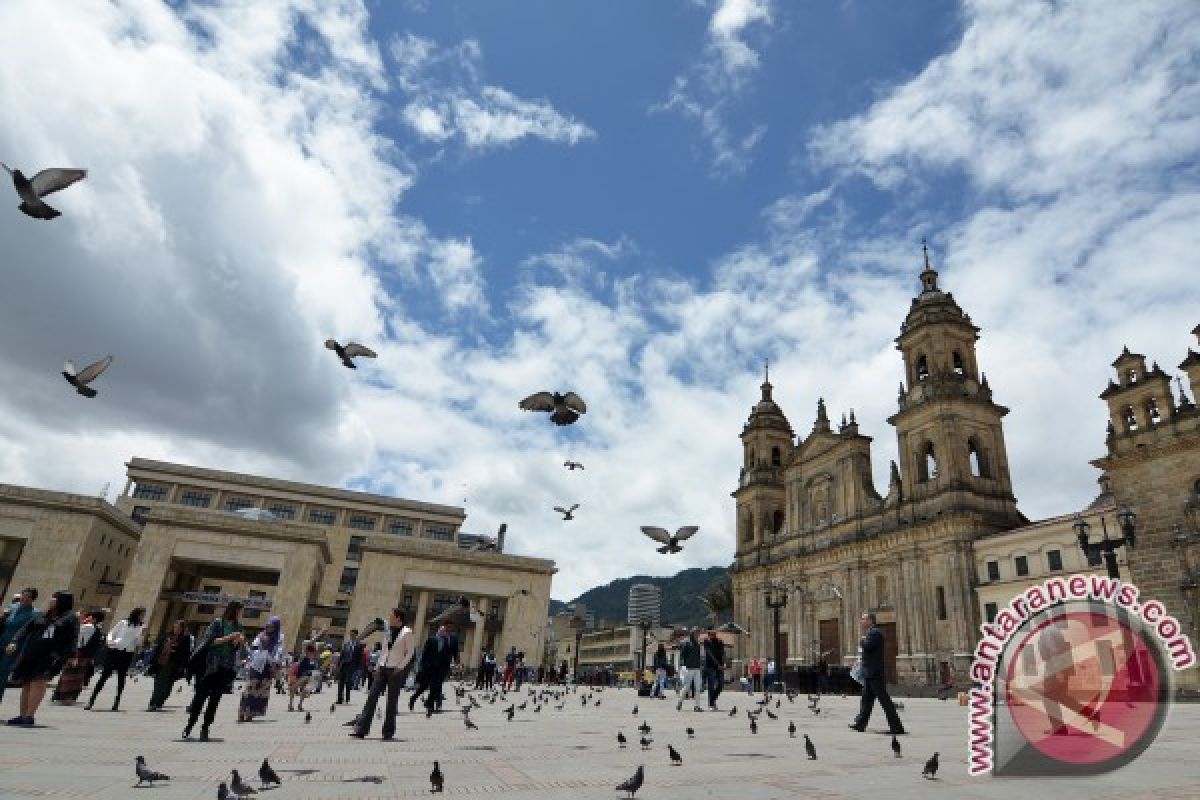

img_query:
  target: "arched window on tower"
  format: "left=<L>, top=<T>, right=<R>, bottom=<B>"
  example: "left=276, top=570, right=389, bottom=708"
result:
left=916, top=354, right=930, bottom=382
left=741, top=512, right=754, bottom=543
left=748, top=447, right=756, bottom=466
left=952, top=351, right=965, bottom=376
left=1123, top=405, right=1138, bottom=432
left=918, top=442, right=938, bottom=482
left=967, top=438, right=989, bottom=478
left=1145, top=397, right=1161, bottom=426
left=771, top=446, right=781, bottom=467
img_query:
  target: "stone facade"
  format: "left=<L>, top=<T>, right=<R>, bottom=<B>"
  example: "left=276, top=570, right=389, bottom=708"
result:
left=1091, top=328, right=1200, bottom=691
left=732, top=251, right=1028, bottom=689
left=1, top=458, right=555, bottom=659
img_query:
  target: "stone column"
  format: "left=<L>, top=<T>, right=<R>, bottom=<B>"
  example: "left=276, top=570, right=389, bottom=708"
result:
left=413, top=590, right=430, bottom=643
left=276, top=545, right=322, bottom=652
left=113, top=524, right=177, bottom=624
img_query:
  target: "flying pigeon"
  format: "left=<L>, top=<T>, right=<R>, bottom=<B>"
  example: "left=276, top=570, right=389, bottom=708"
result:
left=324, top=339, right=377, bottom=369
left=788, top=720, right=796, bottom=738
left=668, top=744, right=682, bottom=765
left=135, top=756, right=169, bottom=786
left=615, top=765, right=644, bottom=798
left=563, top=460, right=584, bottom=470
left=554, top=504, right=579, bottom=521
left=638, top=721, right=651, bottom=734
left=922, top=752, right=939, bottom=779
left=892, top=735, right=902, bottom=758
left=230, top=770, right=257, bottom=797
left=804, top=734, right=817, bottom=760
left=617, top=731, right=627, bottom=748
left=430, top=761, right=444, bottom=793
left=639, top=736, right=653, bottom=751
left=63, top=355, right=113, bottom=398
left=640, top=525, right=699, bottom=554
left=1, top=163, right=86, bottom=220
left=518, top=391, right=587, bottom=426
left=258, top=759, right=280, bottom=789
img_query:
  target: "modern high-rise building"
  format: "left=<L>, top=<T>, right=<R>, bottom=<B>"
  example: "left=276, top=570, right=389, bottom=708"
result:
left=627, top=583, right=662, bottom=627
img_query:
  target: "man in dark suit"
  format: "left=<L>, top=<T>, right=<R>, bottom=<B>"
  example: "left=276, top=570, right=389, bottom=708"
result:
left=337, top=629, right=365, bottom=704
left=409, top=625, right=442, bottom=712
left=426, top=621, right=460, bottom=717
left=849, top=611, right=905, bottom=734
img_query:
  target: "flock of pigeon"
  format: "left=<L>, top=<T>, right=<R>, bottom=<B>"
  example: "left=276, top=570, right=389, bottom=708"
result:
left=4, top=166, right=697, bottom=555
left=128, top=681, right=940, bottom=797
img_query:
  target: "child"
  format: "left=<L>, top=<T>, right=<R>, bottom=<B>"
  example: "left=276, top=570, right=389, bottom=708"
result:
left=288, top=644, right=318, bottom=712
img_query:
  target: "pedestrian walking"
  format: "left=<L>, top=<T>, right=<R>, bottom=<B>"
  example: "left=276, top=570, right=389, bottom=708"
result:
left=183, top=601, right=245, bottom=741
left=54, top=608, right=106, bottom=705
left=239, top=615, right=284, bottom=722
left=146, top=620, right=193, bottom=711
left=288, top=644, right=319, bottom=712
left=816, top=654, right=830, bottom=695
left=350, top=608, right=415, bottom=740
left=337, top=628, right=365, bottom=704
left=483, top=650, right=497, bottom=689
left=702, top=627, right=726, bottom=710
left=426, top=618, right=461, bottom=716
left=86, top=607, right=146, bottom=711
left=652, top=643, right=669, bottom=698
left=409, top=625, right=442, bottom=712
left=0, top=588, right=38, bottom=704
left=502, top=646, right=517, bottom=690
left=678, top=629, right=705, bottom=709
left=849, top=611, right=905, bottom=735
left=5, top=590, right=79, bottom=726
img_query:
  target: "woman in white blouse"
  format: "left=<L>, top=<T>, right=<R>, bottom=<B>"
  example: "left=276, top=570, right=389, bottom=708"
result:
left=86, top=607, right=145, bottom=711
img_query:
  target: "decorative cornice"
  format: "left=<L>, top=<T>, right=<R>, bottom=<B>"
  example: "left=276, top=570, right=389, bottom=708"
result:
left=142, top=505, right=333, bottom=563
left=0, top=484, right=142, bottom=540
left=361, top=536, right=557, bottom=576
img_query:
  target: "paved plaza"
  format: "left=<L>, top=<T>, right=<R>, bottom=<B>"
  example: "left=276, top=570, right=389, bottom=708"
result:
left=1, top=681, right=1199, bottom=799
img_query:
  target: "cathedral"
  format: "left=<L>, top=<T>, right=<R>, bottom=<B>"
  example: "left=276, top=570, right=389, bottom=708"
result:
left=730, top=248, right=1031, bottom=689
left=730, top=248, right=1200, bottom=692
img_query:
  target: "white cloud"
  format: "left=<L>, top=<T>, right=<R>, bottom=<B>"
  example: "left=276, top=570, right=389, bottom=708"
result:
left=426, top=238, right=487, bottom=314
left=708, top=0, right=773, bottom=82
left=391, top=35, right=594, bottom=151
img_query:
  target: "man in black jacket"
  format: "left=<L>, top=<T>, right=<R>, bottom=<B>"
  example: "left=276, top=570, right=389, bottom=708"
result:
left=701, top=627, right=726, bottom=711
left=849, top=612, right=905, bottom=734
left=337, top=629, right=365, bottom=704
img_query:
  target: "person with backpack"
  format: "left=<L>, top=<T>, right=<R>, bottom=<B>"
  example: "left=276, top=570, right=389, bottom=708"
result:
left=5, top=591, right=79, bottom=727
left=146, top=620, right=193, bottom=711
left=86, top=607, right=146, bottom=711
left=52, top=608, right=107, bottom=705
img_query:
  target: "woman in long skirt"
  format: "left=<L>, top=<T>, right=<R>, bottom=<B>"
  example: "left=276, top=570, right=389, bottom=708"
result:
left=53, top=609, right=107, bottom=705
left=238, top=615, right=284, bottom=722
left=147, top=620, right=193, bottom=711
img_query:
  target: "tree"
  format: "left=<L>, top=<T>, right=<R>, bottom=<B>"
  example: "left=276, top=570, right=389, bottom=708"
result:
left=700, top=577, right=734, bottom=626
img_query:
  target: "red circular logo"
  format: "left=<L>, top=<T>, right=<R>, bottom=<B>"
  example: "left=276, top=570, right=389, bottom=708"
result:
left=1004, top=609, right=1162, bottom=766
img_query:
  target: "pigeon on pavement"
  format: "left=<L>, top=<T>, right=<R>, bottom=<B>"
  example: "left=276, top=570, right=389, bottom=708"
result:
left=923, top=752, right=939, bottom=779
left=804, top=734, right=817, bottom=760
left=230, top=769, right=257, bottom=797
left=258, top=759, right=281, bottom=789
left=218, top=783, right=233, bottom=800
left=617, top=731, right=627, bottom=748
left=1, top=163, right=86, bottom=219
left=668, top=744, right=682, bottom=765
left=615, top=765, right=644, bottom=798
left=892, top=735, right=902, bottom=758
left=134, top=756, right=169, bottom=786
left=640, top=526, right=700, bottom=554
left=686, top=727, right=695, bottom=738
left=430, top=761, right=444, bottom=793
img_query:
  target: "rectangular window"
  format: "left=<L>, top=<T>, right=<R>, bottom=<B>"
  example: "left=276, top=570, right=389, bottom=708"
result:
left=985, top=602, right=998, bottom=624
left=424, top=524, right=453, bottom=542
left=1015, top=556, right=1029, bottom=577
left=224, top=496, right=257, bottom=512
left=267, top=503, right=296, bottom=520
left=346, top=535, right=367, bottom=562
left=197, top=584, right=220, bottom=615
left=387, top=518, right=414, bottom=537
left=429, top=593, right=455, bottom=617
left=935, top=586, right=947, bottom=620
left=132, top=506, right=150, bottom=525
left=338, top=566, right=360, bottom=594
left=244, top=589, right=266, bottom=620
left=986, top=560, right=1000, bottom=582
left=1046, top=549, right=1063, bottom=572
left=308, top=508, right=337, bottom=525
left=180, top=490, right=211, bottom=508
left=348, top=514, right=377, bottom=531
left=132, top=483, right=167, bottom=501
left=402, top=591, right=414, bottom=612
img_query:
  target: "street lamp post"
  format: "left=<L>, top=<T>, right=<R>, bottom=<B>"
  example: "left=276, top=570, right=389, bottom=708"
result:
left=1074, top=506, right=1138, bottom=580
left=763, top=583, right=789, bottom=693
left=571, top=616, right=584, bottom=682
left=637, top=617, right=652, bottom=689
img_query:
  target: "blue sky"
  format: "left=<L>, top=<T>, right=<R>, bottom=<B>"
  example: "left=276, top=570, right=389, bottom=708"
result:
left=0, top=0, right=1197, bottom=600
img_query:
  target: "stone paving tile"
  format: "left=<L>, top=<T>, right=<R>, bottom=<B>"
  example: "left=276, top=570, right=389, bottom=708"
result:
left=0, top=682, right=1198, bottom=799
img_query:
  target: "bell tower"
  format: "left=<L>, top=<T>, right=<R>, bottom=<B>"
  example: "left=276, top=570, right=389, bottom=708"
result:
left=733, top=363, right=793, bottom=557
left=887, top=245, right=1019, bottom=517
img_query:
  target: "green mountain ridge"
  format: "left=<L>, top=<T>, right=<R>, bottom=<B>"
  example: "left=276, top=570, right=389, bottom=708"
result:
left=549, top=565, right=728, bottom=628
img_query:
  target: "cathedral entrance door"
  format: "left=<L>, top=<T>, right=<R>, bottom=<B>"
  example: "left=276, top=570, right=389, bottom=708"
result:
left=879, top=621, right=899, bottom=684
left=818, top=618, right=840, bottom=665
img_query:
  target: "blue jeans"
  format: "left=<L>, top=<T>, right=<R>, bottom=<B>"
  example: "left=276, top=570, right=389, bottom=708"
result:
left=702, top=668, right=723, bottom=707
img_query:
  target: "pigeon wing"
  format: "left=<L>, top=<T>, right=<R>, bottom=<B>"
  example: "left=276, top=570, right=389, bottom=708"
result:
left=519, top=392, right=556, bottom=412
left=29, top=168, right=86, bottom=198
left=63, top=360, right=77, bottom=377
left=568, top=503, right=579, bottom=512
left=640, top=526, right=671, bottom=545
left=342, top=342, right=377, bottom=359
left=562, top=392, right=587, bottom=414
left=553, top=506, right=568, bottom=514
left=74, top=355, right=113, bottom=385
left=673, top=525, right=700, bottom=541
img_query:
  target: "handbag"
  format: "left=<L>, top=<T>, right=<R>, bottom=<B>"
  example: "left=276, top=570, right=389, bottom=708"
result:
left=850, top=660, right=865, bottom=686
